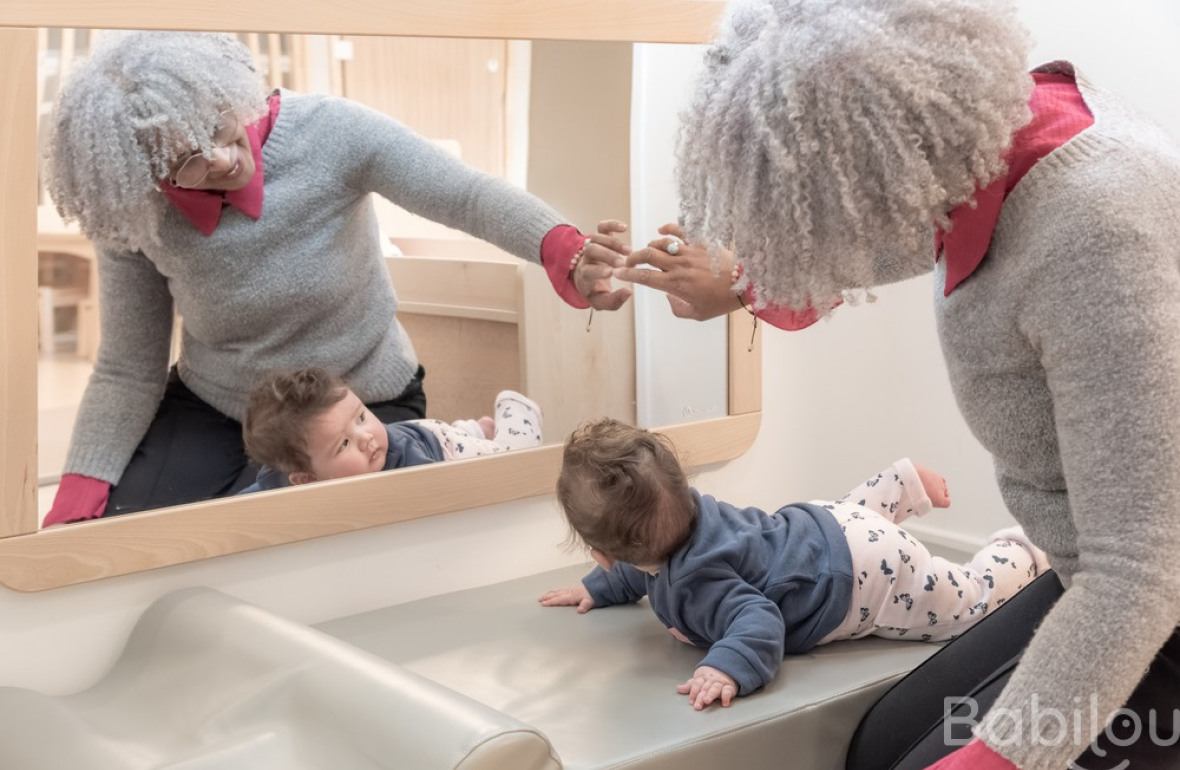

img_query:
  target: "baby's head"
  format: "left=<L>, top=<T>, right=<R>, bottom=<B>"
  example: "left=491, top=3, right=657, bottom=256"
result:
left=243, top=368, right=389, bottom=485
left=557, top=418, right=697, bottom=571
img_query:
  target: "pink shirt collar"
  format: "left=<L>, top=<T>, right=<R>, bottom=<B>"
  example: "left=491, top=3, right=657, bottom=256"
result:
left=161, top=91, right=281, bottom=236
left=936, top=67, right=1094, bottom=295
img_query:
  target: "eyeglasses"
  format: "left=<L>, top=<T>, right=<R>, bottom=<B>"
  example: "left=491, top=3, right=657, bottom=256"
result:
left=168, top=110, right=242, bottom=189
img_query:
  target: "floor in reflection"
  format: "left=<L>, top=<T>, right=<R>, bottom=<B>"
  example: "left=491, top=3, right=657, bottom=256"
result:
left=38, top=352, right=92, bottom=520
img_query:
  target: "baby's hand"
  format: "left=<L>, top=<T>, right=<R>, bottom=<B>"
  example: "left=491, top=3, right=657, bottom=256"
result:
left=538, top=584, right=595, bottom=614
left=915, top=463, right=951, bottom=508
left=677, top=665, right=738, bottom=710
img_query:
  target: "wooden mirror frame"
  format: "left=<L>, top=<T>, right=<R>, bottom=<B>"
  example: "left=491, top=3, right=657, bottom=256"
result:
left=0, top=0, right=756, bottom=592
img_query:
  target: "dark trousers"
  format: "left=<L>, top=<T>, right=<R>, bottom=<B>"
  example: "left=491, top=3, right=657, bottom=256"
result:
left=847, top=570, right=1180, bottom=769
left=104, top=366, right=428, bottom=516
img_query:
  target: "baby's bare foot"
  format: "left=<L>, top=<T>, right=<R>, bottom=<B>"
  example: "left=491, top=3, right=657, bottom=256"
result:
left=478, top=416, right=495, bottom=439
left=915, top=463, right=951, bottom=508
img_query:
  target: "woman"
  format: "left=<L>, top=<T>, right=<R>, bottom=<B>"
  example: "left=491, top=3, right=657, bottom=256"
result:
left=43, top=32, right=629, bottom=524
left=612, top=1, right=1180, bottom=768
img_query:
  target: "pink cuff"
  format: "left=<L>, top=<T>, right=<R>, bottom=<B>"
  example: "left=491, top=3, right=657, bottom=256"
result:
left=540, top=225, right=592, bottom=310
left=924, top=739, right=1019, bottom=770
left=43, top=473, right=111, bottom=527
left=741, top=285, right=828, bottom=331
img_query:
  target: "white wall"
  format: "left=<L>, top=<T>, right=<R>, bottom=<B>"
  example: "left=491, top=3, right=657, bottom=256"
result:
left=3, top=0, right=1178, bottom=697
left=1020, top=0, right=1180, bottom=143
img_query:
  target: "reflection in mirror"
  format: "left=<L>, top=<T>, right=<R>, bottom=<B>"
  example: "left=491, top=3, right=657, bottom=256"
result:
left=35, top=30, right=725, bottom=527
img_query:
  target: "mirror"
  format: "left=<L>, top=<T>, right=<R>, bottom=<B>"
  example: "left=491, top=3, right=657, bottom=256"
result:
left=33, top=30, right=729, bottom=521
left=0, top=1, right=757, bottom=592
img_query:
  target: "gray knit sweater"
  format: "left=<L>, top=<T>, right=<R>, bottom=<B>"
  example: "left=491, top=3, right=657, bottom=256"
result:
left=934, top=64, right=1180, bottom=769
left=66, top=91, right=564, bottom=484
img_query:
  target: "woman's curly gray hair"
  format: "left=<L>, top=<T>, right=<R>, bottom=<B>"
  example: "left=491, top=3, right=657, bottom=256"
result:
left=44, top=32, right=268, bottom=251
left=677, top=0, right=1034, bottom=311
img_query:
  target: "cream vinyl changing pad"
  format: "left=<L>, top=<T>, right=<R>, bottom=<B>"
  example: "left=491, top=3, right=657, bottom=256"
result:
left=0, top=565, right=938, bottom=769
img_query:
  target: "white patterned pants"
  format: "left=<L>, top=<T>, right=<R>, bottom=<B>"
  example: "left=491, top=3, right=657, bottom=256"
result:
left=414, top=390, right=543, bottom=460
left=817, top=460, right=1043, bottom=644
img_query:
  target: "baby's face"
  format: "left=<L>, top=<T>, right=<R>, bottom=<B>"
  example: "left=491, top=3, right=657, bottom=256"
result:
left=302, top=389, right=389, bottom=481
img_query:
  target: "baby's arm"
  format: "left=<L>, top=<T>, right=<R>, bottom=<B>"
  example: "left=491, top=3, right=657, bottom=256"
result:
left=837, top=458, right=946, bottom=524
left=539, top=562, right=648, bottom=611
left=679, top=575, right=786, bottom=706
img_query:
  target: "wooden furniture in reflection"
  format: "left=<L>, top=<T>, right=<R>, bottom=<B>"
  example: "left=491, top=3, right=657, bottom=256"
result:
left=37, top=252, right=89, bottom=355
left=389, top=245, right=636, bottom=443
left=36, top=206, right=192, bottom=366
left=36, top=206, right=98, bottom=361
left=340, top=36, right=510, bottom=178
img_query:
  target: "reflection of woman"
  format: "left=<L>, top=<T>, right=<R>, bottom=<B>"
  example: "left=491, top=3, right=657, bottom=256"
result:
left=43, top=32, right=629, bottom=525
left=617, top=1, right=1180, bottom=769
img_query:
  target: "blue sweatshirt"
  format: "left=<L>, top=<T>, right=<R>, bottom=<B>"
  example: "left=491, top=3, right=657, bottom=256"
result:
left=239, top=421, right=444, bottom=493
left=581, top=490, right=854, bottom=695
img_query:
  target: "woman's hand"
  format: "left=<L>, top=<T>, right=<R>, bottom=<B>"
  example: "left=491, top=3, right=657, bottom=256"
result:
left=574, top=220, right=633, bottom=311
left=538, top=584, right=596, bottom=614
left=613, top=224, right=741, bottom=321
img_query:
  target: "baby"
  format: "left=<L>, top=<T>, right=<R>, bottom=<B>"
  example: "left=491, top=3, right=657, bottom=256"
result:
left=240, top=367, right=543, bottom=492
left=540, top=418, right=1049, bottom=709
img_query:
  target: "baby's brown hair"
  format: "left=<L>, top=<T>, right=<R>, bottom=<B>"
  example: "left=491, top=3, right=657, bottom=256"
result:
left=243, top=368, right=349, bottom=473
left=557, top=418, right=696, bottom=566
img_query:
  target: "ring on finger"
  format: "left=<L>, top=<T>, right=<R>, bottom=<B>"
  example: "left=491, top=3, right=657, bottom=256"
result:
left=664, top=238, right=681, bottom=256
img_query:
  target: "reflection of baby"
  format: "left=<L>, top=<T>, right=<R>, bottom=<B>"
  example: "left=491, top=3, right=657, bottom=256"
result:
left=239, top=368, right=542, bottom=493
left=540, top=419, right=1049, bottom=710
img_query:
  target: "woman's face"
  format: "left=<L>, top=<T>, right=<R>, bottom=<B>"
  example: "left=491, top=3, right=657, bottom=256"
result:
left=167, top=111, right=256, bottom=192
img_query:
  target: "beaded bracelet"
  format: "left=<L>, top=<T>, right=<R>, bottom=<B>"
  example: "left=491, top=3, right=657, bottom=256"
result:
left=570, top=237, right=595, bottom=332
left=570, top=237, right=591, bottom=273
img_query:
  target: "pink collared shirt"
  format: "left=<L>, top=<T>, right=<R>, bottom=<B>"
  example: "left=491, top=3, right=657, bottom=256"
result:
left=936, top=69, right=1094, bottom=295
left=161, top=91, right=281, bottom=235
left=754, top=66, right=1094, bottom=330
